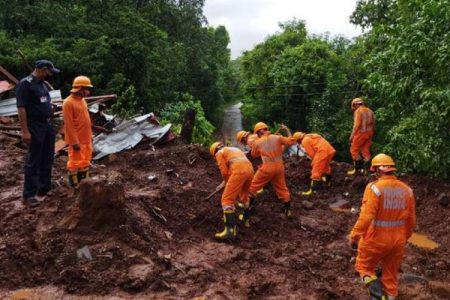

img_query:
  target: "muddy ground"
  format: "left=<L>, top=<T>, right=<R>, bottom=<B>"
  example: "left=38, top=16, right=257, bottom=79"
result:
left=0, top=133, right=449, bottom=299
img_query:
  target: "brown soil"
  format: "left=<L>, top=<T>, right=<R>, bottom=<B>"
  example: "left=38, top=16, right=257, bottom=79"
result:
left=0, top=134, right=449, bottom=299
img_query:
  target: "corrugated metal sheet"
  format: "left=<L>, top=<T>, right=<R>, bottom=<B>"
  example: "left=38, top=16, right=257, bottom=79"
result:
left=0, top=90, right=62, bottom=117
left=93, top=113, right=172, bottom=160
left=88, top=103, right=115, bottom=121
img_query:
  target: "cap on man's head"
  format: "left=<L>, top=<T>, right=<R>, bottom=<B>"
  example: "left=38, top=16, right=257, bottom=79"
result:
left=35, top=59, right=60, bottom=74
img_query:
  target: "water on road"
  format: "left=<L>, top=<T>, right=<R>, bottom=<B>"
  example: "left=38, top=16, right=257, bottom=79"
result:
left=221, top=102, right=243, bottom=145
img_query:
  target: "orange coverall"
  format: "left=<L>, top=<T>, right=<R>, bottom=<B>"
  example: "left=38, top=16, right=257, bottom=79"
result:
left=248, top=133, right=295, bottom=202
left=301, top=133, right=336, bottom=180
left=350, top=175, right=416, bottom=297
left=62, top=94, right=93, bottom=172
left=350, top=105, right=375, bottom=160
left=215, top=147, right=255, bottom=210
left=247, top=133, right=258, bottom=148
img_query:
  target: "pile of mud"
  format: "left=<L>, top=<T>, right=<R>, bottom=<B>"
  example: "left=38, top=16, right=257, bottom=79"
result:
left=0, top=134, right=449, bottom=299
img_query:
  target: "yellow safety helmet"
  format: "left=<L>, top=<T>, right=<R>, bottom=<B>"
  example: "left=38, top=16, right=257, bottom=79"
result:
left=254, top=122, right=268, bottom=134
left=209, top=142, right=223, bottom=156
left=236, top=130, right=249, bottom=143
left=370, top=153, right=396, bottom=172
left=293, top=132, right=305, bottom=142
left=351, top=97, right=364, bottom=109
left=71, top=75, right=93, bottom=93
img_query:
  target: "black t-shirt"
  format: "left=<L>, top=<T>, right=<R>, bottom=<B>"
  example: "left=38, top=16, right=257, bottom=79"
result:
left=16, top=75, right=52, bottom=121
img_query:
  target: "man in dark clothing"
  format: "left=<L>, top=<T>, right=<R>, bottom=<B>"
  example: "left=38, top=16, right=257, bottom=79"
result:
left=16, top=59, right=60, bottom=207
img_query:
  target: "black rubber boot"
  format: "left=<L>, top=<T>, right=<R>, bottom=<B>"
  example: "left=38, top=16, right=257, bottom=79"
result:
left=362, top=160, right=371, bottom=175
left=77, top=167, right=90, bottom=182
left=68, top=171, right=79, bottom=187
left=215, top=211, right=237, bottom=240
left=283, top=201, right=292, bottom=217
left=239, top=207, right=251, bottom=227
left=322, top=173, right=332, bottom=187
left=239, top=196, right=256, bottom=227
left=302, top=180, right=320, bottom=196
left=363, top=275, right=386, bottom=300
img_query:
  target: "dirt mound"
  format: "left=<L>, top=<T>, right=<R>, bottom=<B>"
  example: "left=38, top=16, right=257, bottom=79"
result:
left=0, top=138, right=449, bottom=299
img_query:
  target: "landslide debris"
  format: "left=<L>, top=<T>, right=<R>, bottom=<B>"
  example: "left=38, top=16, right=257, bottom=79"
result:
left=0, top=136, right=449, bottom=299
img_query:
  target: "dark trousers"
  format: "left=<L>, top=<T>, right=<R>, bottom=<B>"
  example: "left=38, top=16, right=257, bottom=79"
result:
left=23, top=121, right=55, bottom=199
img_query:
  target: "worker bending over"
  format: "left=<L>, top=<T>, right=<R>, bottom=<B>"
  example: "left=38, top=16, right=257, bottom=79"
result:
left=210, top=142, right=255, bottom=240
left=293, top=132, right=336, bottom=196
left=248, top=122, right=296, bottom=216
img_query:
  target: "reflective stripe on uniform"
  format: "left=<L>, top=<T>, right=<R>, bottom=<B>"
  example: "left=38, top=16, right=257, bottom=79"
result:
left=262, top=156, right=283, bottom=163
left=228, top=157, right=248, bottom=164
left=383, top=187, right=406, bottom=209
left=373, top=220, right=405, bottom=227
left=370, top=184, right=381, bottom=196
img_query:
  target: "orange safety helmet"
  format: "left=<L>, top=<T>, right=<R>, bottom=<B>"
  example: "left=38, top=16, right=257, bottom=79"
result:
left=209, top=142, right=223, bottom=156
left=351, top=97, right=364, bottom=109
left=370, top=153, right=396, bottom=172
left=70, top=75, right=93, bottom=93
left=236, top=130, right=249, bottom=143
left=293, top=132, right=305, bottom=142
left=254, top=122, right=268, bottom=134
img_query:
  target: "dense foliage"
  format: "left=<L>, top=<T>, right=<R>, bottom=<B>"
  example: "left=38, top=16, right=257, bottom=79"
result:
left=1, top=0, right=449, bottom=178
left=351, top=0, right=450, bottom=178
left=160, top=93, right=215, bottom=146
left=0, top=0, right=234, bottom=124
left=239, top=20, right=364, bottom=159
left=239, top=1, right=450, bottom=178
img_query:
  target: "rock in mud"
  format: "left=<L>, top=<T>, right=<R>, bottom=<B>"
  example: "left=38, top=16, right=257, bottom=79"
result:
left=437, top=193, right=449, bottom=207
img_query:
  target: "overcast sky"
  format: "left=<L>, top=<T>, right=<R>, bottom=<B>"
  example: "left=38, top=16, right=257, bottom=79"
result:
left=203, top=0, right=363, bottom=58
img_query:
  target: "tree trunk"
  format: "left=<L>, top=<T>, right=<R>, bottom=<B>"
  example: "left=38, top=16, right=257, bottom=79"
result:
left=59, top=173, right=126, bottom=230
left=180, top=108, right=196, bottom=144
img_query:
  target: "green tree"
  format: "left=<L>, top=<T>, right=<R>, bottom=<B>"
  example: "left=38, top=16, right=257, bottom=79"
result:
left=351, top=0, right=450, bottom=177
left=160, top=93, right=215, bottom=146
left=0, top=0, right=236, bottom=131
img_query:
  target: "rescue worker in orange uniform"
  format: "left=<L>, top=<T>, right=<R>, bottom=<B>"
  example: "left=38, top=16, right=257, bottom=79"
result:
left=248, top=122, right=296, bottom=216
left=210, top=142, right=255, bottom=240
left=62, top=76, right=94, bottom=186
left=348, top=97, right=375, bottom=175
left=348, top=154, right=416, bottom=300
left=293, top=132, right=336, bottom=196
left=236, top=130, right=259, bottom=150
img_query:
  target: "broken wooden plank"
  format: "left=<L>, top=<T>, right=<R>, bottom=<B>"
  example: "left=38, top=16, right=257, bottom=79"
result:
left=0, top=125, right=20, bottom=131
left=0, top=65, right=18, bottom=85
left=54, top=139, right=67, bottom=154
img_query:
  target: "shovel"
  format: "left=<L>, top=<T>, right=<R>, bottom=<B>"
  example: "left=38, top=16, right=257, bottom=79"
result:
left=204, top=181, right=225, bottom=200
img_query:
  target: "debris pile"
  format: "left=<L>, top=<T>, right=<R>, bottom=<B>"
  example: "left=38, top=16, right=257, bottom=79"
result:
left=0, top=137, right=449, bottom=298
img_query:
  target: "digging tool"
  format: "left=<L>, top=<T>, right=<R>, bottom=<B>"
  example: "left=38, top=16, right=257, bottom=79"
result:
left=204, top=181, right=225, bottom=200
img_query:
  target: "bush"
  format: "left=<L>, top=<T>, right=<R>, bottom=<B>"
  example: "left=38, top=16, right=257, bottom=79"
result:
left=160, top=94, right=215, bottom=146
